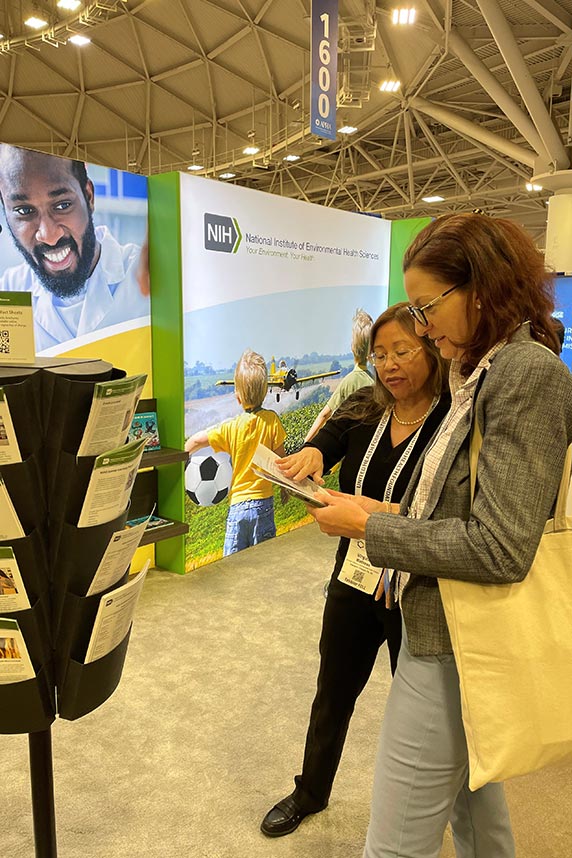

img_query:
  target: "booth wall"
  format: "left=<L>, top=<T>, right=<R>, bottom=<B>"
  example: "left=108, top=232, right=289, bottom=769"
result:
left=148, top=172, right=186, bottom=574
left=0, top=144, right=151, bottom=386
left=180, top=174, right=391, bottom=571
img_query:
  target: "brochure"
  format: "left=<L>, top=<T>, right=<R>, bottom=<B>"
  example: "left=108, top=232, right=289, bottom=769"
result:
left=126, top=515, right=174, bottom=530
left=129, top=411, right=161, bottom=450
left=0, top=292, right=35, bottom=365
left=0, top=548, right=30, bottom=613
left=77, top=437, right=148, bottom=528
left=77, top=374, right=147, bottom=457
left=86, top=515, right=151, bottom=597
left=0, top=476, right=25, bottom=541
left=84, top=561, right=150, bottom=664
left=251, top=444, right=327, bottom=507
left=0, top=389, right=22, bottom=466
left=0, top=617, right=35, bottom=684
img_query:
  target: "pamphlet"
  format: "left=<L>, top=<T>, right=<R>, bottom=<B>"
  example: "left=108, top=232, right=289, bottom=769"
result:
left=77, top=437, right=148, bottom=528
left=0, top=292, right=35, bottom=365
left=0, top=389, right=22, bottom=466
left=84, top=561, right=150, bottom=664
left=77, top=374, right=147, bottom=457
left=251, top=445, right=327, bottom=507
left=129, top=411, right=160, bottom=450
left=0, top=617, right=35, bottom=684
left=0, top=548, right=30, bottom=613
left=0, top=476, right=25, bottom=540
left=126, top=514, right=174, bottom=530
left=86, top=515, right=151, bottom=597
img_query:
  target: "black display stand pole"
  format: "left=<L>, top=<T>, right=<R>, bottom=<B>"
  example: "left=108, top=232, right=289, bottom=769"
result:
left=29, top=728, right=57, bottom=858
left=0, top=357, right=141, bottom=858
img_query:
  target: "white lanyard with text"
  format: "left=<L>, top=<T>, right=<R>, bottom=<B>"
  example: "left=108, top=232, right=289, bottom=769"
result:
left=338, top=407, right=425, bottom=595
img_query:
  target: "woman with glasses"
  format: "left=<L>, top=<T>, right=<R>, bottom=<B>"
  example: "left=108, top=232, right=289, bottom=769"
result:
left=308, top=213, right=572, bottom=858
left=260, top=303, right=450, bottom=838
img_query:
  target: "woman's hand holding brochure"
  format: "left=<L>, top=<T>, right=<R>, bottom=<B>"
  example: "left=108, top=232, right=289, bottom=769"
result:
left=251, top=445, right=327, bottom=507
left=276, top=447, right=325, bottom=484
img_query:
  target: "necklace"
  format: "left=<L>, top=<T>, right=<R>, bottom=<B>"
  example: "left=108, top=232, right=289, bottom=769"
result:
left=392, top=402, right=433, bottom=426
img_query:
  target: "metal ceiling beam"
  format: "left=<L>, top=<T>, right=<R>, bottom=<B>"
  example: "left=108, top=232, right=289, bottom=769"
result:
left=555, top=44, right=572, bottom=81
left=200, top=0, right=308, bottom=52
left=353, top=143, right=410, bottom=202
left=410, top=95, right=537, bottom=167
left=450, top=127, right=531, bottom=180
left=447, top=28, right=549, bottom=159
left=371, top=184, right=547, bottom=214
left=207, top=27, right=250, bottom=60
left=272, top=145, right=523, bottom=199
left=475, top=0, right=569, bottom=169
left=519, top=0, right=572, bottom=34
left=403, top=110, right=415, bottom=205
left=411, top=109, right=470, bottom=193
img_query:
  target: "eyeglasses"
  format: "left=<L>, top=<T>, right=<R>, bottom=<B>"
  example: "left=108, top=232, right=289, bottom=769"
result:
left=407, top=284, right=461, bottom=326
left=369, top=346, right=422, bottom=367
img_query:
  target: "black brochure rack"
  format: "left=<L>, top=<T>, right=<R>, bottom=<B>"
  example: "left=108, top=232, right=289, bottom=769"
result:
left=0, top=358, right=143, bottom=858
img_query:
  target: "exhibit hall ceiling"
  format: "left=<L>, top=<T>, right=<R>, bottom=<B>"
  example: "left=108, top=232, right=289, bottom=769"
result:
left=1, top=0, right=571, bottom=240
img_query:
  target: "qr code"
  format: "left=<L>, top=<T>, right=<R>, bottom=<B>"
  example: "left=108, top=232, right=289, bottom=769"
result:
left=351, top=569, right=365, bottom=585
left=0, top=331, right=10, bottom=354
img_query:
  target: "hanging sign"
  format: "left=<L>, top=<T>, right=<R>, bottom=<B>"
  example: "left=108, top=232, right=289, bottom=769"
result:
left=310, top=0, right=339, bottom=141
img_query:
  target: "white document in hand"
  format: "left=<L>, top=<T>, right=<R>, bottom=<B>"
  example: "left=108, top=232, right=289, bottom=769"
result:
left=251, top=444, right=326, bottom=507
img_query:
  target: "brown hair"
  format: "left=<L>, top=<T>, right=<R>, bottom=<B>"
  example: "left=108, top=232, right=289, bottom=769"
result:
left=403, top=213, right=559, bottom=375
left=334, top=302, right=449, bottom=424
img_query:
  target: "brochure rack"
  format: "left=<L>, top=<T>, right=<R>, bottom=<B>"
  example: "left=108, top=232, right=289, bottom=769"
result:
left=0, top=358, right=143, bottom=858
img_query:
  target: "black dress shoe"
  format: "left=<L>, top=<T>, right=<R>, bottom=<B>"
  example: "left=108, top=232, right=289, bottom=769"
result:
left=260, top=792, right=325, bottom=837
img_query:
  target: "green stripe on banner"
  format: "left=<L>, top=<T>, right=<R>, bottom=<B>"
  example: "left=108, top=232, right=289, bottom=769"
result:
left=388, top=218, right=432, bottom=305
left=148, top=172, right=186, bottom=574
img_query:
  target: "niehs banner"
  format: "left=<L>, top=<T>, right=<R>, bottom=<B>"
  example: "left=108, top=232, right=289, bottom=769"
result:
left=310, top=0, right=338, bottom=141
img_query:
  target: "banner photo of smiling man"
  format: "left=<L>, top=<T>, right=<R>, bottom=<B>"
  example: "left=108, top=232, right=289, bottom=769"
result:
left=0, top=144, right=149, bottom=353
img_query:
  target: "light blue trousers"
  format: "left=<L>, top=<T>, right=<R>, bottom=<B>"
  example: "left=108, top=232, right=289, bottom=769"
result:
left=363, top=628, right=515, bottom=858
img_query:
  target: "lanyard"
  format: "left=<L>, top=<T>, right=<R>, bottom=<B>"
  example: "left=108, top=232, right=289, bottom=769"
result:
left=354, top=399, right=438, bottom=502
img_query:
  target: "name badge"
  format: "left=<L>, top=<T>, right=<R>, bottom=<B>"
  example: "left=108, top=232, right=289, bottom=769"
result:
left=338, top=538, right=383, bottom=595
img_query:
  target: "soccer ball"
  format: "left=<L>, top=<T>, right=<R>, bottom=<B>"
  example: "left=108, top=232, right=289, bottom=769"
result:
left=185, top=448, right=233, bottom=506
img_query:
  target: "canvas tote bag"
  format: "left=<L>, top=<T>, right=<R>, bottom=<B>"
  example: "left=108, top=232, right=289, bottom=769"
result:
left=438, top=418, right=572, bottom=791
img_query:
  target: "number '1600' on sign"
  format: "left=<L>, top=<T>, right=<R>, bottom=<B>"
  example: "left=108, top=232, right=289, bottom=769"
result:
left=318, top=13, right=331, bottom=118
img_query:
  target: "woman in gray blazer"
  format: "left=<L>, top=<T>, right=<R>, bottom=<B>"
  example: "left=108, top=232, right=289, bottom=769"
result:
left=309, top=213, right=572, bottom=858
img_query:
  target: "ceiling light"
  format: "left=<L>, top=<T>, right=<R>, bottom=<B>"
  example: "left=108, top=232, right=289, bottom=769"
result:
left=58, top=0, right=81, bottom=9
left=338, top=125, right=358, bottom=135
left=392, top=8, right=416, bottom=25
left=68, top=34, right=90, bottom=45
left=0, top=34, right=4, bottom=39
left=283, top=154, right=300, bottom=162
left=187, top=164, right=204, bottom=171
left=526, top=182, right=542, bottom=192
left=25, top=16, right=48, bottom=29
left=422, top=195, right=445, bottom=203
left=380, top=80, right=401, bottom=93
left=243, top=145, right=260, bottom=155
left=219, top=172, right=236, bottom=179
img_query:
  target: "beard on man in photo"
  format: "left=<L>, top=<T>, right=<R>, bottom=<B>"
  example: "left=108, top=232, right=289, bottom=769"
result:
left=2, top=204, right=98, bottom=301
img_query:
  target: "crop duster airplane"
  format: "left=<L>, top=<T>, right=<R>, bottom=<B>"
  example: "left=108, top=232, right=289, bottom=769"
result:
left=216, top=357, right=340, bottom=402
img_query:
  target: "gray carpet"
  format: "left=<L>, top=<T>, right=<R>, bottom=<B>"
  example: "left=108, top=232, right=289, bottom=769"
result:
left=2, top=523, right=571, bottom=857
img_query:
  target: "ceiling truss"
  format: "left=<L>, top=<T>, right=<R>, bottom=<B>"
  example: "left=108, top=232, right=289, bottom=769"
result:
left=2, top=0, right=572, bottom=239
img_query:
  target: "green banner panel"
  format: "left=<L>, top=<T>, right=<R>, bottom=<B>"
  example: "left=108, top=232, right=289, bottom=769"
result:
left=388, top=217, right=432, bottom=305
left=148, top=172, right=186, bottom=574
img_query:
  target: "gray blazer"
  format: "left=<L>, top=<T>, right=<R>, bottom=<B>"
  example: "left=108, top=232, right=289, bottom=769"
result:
left=365, top=325, right=572, bottom=656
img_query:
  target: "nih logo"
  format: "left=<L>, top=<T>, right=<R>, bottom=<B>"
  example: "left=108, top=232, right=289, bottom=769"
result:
left=204, top=213, right=242, bottom=253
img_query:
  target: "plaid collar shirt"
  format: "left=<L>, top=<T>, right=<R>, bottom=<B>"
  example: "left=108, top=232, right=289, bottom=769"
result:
left=396, top=340, right=505, bottom=601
